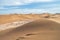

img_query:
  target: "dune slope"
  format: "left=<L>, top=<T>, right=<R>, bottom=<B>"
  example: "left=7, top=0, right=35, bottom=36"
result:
left=0, top=19, right=60, bottom=40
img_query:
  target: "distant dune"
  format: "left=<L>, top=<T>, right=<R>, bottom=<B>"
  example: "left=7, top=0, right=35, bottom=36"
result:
left=0, top=14, right=60, bottom=24
left=0, top=14, right=41, bottom=24
left=0, top=19, right=60, bottom=40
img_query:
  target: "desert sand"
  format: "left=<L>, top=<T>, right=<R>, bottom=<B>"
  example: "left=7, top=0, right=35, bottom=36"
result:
left=0, top=18, right=60, bottom=40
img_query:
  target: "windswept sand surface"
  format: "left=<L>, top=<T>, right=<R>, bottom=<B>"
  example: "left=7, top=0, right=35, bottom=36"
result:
left=0, top=20, right=34, bottom=31
left=0, top=14, right=41, bottom=24
left=0, top=19, right=60, bottom=40
left=49, top=18, right=60, bottom=23
left=0, top=20, right=34, bottom=35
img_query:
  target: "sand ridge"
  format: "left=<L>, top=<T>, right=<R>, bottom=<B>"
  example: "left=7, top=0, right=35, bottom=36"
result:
left=0, top=19, right=60, bottom=40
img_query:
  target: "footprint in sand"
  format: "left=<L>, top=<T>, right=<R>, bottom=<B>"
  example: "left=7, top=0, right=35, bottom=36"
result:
left=16, top=33, right=36, bottom=40
left=25, top=33, right=36, bottom=36
left=16, top=37, right=25, bottom=40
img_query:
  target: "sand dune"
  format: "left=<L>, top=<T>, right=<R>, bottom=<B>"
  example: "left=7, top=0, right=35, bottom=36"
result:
left=0, top=14, right=41, bottom=24
left=0, top=19, right=60, bottom=40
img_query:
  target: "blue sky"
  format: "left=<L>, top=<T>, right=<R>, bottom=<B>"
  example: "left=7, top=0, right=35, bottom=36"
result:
left=0, top=0, right=60, bottom=14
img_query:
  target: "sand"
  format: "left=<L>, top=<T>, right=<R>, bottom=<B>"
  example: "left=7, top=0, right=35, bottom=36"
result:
left=0, top=19, right=60, bottom=40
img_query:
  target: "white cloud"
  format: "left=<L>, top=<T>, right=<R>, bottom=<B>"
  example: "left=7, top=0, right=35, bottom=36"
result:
left=0, top=7, right=60, bottom=14
left=14, top=1, right=23, bottom=5
left=24, top=0, right=53, bottom=2
left=20, top=0, right=53, bottom=5
left=19, top=7, right=60, bottom=13
left=3, top=8, right=60, bottom=13
left=0, top=0, right=53, bottom=6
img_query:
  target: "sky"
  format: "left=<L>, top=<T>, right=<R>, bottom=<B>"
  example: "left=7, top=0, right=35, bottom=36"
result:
left=0, top=0, right=60, bottom=14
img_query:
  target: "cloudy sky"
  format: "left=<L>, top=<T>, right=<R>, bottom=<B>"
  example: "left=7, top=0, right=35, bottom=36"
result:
left=0, top=0, right=60, bottom=14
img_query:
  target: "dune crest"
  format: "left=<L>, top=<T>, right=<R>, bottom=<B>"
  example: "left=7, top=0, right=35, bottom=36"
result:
left=0, top=19, right=60, bottom=40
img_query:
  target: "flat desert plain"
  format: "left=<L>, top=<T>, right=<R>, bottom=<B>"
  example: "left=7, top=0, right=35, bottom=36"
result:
left=0, top=14, right=60, bottom=40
